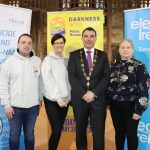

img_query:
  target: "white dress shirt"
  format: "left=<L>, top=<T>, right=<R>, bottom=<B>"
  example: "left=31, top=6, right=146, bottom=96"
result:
left=84, top=47, right=95, bottom=63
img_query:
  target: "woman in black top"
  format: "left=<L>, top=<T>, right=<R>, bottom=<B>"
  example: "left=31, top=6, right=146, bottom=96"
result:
left=107, top=39, right=149, bottom=150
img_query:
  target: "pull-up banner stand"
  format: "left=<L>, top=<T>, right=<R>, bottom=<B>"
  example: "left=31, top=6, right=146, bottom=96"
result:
left=0, top=4, right=32, bottom=150
left=124, top=8, right=150, bottom=150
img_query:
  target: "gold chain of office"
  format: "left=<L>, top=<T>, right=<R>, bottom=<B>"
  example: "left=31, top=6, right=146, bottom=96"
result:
left=80, top=49, right=98, bottom=90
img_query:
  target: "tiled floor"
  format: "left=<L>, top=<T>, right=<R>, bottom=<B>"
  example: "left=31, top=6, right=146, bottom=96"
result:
left=34, top=103, right=115, bottom=150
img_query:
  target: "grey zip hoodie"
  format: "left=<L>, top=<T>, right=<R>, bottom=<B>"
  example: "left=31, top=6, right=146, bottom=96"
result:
left=42, top=51, right=71, bottom=103
left=0, top=50, right=43, bottom=108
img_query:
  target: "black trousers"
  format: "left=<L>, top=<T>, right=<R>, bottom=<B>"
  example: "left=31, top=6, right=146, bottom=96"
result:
left=73, top=103, right=106, bottom=150
left=110, top=101, right=140, bottom=150
left=44, top=97, right=69, bottom=150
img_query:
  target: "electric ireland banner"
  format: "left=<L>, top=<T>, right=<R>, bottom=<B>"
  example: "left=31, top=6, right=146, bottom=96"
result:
left=0, top=4, right=32, bottom=150
left=124, top=8, right=150, bottom=150
left=47, top=10, right=104, bottom=150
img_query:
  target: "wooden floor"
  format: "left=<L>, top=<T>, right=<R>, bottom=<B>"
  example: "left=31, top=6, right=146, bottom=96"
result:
left=34, top=103, right=116, bottom=150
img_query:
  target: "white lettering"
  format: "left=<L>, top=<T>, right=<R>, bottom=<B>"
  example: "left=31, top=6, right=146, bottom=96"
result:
left=0, top=30, right=16, bottom=37
left=131, top=18, right=150, bottom=40
left=137, top=122, right=150, bottom=143
left=84, top=22, right=100, bottom=26
left=131, top=21, right=139, bottom=29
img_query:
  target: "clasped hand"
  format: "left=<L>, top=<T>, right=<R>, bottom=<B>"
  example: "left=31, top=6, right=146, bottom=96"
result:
left=82, top=91, right=95, bottom=103
left=58, top=99, right=70, bottom=107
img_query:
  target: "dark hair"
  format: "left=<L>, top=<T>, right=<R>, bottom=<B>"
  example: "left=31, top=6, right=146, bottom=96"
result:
left=82, top=27, right=97, bottom=37
left=51, top=34, right=66, bottom=45
left=18, top=33, right=33, bottom=43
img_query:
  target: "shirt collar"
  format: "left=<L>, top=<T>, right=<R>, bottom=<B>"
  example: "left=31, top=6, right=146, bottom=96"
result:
left=84, top=47, right=95, bottom=54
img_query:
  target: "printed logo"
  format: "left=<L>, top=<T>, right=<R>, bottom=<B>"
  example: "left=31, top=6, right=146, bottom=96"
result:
left=33, top=66, right=38, bottom=74
left=33, top=66, right=38, bottom=78
left=0, top=9, right=8, bottom=22
left=131, top=18, right=150, bottom=40
left=50, top=17, right=65, bottom=36
left=0, top=8, right=24, bottom=25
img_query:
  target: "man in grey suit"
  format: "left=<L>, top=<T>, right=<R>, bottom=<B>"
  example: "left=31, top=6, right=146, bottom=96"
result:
left=68, top=27, right=110, bottom=150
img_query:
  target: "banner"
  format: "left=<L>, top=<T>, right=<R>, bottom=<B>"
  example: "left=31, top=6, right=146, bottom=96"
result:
left=124, top=8, right=150, bottom=150
left=0, top=4, right=32, bottom=150
left=47, top=10, right=104, bottom=149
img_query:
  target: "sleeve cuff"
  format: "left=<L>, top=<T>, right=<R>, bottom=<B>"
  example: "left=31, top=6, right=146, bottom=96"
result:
left=39, top=94, right=43, bottom=101
left=4, top=103, right=11, bottom=108
left=68, top=94, right=71, bottom=101
left=94, top=94, right=97, bottom=98
left=56, top=98, right=63, bottom=104
left=134, top=109, right=142, bottom=116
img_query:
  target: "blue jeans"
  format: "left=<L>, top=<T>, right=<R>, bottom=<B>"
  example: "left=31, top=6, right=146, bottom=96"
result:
left=9, top=105, right=39, bottom=150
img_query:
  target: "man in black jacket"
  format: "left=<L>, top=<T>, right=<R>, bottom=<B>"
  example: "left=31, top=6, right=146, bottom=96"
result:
left=68, top=27, right=110, bottom=150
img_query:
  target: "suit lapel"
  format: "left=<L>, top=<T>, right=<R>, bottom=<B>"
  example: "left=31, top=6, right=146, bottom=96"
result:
left=91, top=48, right=99, bottom=77
left=81, top=48, right=89, bottom=74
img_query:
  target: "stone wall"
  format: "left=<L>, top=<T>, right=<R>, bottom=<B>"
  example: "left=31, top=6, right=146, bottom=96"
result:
left=104, top=13, right=123, bottom=62
left=30, top=11, right=48, bottom=60
left=0, top=0, right=4, bottom=3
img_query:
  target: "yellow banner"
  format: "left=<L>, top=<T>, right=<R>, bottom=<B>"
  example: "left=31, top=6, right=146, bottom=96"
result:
left=47, top=10, right=103, bottom=150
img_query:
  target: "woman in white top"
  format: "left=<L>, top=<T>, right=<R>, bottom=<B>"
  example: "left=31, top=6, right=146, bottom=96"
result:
left=42, top=33, right=71, bottom=150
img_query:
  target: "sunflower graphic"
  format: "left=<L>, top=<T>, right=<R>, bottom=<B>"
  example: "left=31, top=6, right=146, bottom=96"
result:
left=50, top=17, right=65, bottom=36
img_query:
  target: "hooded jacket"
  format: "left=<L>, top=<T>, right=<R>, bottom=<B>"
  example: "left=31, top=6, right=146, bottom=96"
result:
left=0, top=50, right=43, bottom=108
left=42, top=51, right=71, bottom=103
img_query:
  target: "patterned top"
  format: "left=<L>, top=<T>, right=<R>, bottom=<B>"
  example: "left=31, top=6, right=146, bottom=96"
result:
left=107, top=58, right=149, bottom=115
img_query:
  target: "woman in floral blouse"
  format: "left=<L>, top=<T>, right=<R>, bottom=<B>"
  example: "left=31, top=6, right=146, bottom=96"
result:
left=107, top=39, right=149, bottom=150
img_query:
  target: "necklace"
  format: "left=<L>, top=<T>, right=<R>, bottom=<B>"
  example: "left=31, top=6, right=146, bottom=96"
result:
left=80, top=49, right=98, bottom=90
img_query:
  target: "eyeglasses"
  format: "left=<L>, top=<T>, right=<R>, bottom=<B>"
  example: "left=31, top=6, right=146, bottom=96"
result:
left=53, top=42, right=64, bottom=46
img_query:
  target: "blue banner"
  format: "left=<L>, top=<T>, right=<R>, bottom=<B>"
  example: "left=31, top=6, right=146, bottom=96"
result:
left=124, top=8, right=150, bottom=150
left=0, top=4, right=32, bottom=149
